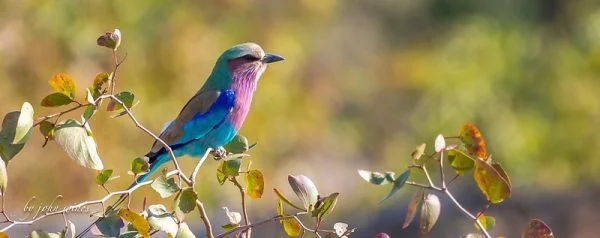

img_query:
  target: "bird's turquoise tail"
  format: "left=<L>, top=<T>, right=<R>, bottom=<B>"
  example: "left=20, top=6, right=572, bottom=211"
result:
left=129, top=152, right=171, bottom=188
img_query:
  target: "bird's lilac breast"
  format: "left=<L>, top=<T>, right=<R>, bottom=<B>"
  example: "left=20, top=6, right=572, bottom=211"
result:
left=227, top=67, right=259, bottom=130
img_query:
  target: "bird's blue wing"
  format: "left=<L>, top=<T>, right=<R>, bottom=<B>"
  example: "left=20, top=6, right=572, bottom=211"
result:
left=149, top=89, right=235, bottom=154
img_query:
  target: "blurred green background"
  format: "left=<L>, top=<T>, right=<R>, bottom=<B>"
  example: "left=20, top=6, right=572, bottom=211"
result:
left=1, top=0, right=600, bottom=237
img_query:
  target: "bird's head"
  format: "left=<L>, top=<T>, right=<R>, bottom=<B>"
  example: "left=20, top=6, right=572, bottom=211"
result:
left=206, top=43, right=284, bottom=89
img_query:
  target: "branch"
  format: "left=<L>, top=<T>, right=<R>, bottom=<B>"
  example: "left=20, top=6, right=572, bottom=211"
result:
left=0, top=170, right=180, bottom=232
left=32, top=103, right=91, bottom=127
left=406, top=163, right=491, bottom=238
left=106, top=95, right=191, bottom=186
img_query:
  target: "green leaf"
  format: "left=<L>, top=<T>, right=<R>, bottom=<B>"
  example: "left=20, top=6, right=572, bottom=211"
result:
left=49, top=73, right=76, bottom=98
left=288, top=174, right=319, bottom=211
left=146, top=204, right=178, bottom=237
left=216, top=168, right=227, bottom=185
left=419, top=193, right=441, bottom=234
left=312, top=192, right=339, bottom=221
left=175, top=222, right=196, bottom=238
left=382, top=169, right=411, bottom=201
left=118, top=208, right=150, bottom=237
left=403, top=189, right=424, bottom=229
left=0, top=112, right=26, bottom=162
left=41, top=93, right=73, bottom=107
left=39, top=121, right=55, bottom=138
left=53, top=119, right=103, bottom=170
left=173, top=188, right=197, bottom=214
left=221, top=159, right=241, bottom=177
left=95, top=169, right=113, bottom=186
left=83, top=105, right=96, bottom=122
left=151, top=173, right=180, bottom=198
left=91, top=214, right=124, bottom=237
left=224, top=135, right=249, bottom=154
left=28, top=230, right=61, bottom=238
left=473, top=159, right=511, bottom=204
left=358, top=170, right=392, bottom=185
left=245, top=169, right=264, bottom=199
left=475, top=215, right=495, bottom=232
left=273, top=188, right=305, bottom=211
left=13, top=102, right=34, bottom=144
left=522, top=218, right=554, bottom=238
left=0, top=142, right=24, bottom=163
left=447, top=148, right=475, bottom=175
left=108, top=91, right=134, bottom=112
left=221, top=223, right=239, bottom=231
left=131, top=157, right=149, bottom=175
left=277, top=199, right=284, bottom=216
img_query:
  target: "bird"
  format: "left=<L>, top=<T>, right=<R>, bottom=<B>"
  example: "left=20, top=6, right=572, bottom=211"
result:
left=77, top=42, right=284, bottom=237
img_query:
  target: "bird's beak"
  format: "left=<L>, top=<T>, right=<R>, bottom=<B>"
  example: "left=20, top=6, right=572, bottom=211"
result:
left=262, top=53, right=285, bottom=64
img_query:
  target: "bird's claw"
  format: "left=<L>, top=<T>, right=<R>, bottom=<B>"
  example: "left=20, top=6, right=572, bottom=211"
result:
left=212, top=147, right=227, bottom=160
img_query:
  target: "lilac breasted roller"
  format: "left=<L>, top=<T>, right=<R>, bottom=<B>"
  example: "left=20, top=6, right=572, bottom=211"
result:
left=77, top=43, right=283, bottom=237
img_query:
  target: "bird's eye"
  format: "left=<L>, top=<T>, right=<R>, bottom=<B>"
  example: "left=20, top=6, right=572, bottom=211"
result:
left=241, top=54, right=260, bottom=61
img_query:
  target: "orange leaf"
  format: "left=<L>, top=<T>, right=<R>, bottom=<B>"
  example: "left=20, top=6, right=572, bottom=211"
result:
left=459, top=123, right=487, bottom=160
left=49, top=73, right=76, bottom=98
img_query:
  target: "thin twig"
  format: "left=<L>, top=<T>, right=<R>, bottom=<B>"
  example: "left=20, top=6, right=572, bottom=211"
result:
left=231, top=177, right=250, bottom=237
left=439, top=150, right=446, bottom=189
left=444, top=189, right=491, bottom=238
left=215, top=212, right=336, bottom=238
left=33, top=103, right=91, bottom=127
left=190, top=148, right=213, bottom=184
left=407, top=162, right=491, bottom=238
left=196, top=200, right=214, bottom=238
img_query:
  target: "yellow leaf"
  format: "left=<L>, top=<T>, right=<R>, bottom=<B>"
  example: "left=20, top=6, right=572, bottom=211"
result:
left=49, top=73, right=76, bottom=98
left=282, top=218, right=301, bottom=237
left=245, top=169, right=264, bottom=199
left=475, top=215, right=495, bottom=231
left=473, top=159, right=511, bottom=204
left=118, top=208, right=150, bottom=237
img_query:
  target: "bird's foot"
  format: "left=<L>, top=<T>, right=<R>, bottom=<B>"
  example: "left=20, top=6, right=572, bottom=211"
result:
left=212, top=147, right=227, bottom=160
